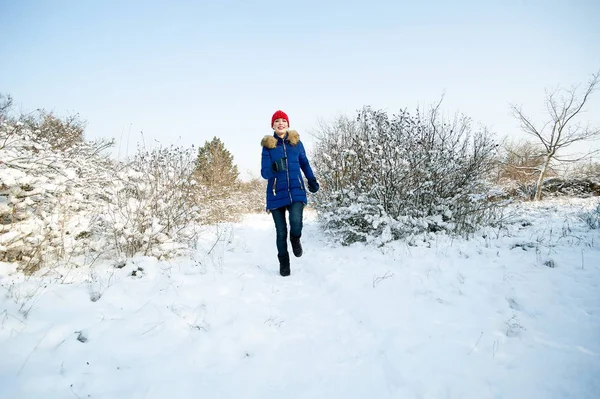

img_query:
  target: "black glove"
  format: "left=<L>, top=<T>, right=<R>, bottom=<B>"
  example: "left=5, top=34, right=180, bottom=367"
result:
left=307, top=177, right=319, bottom=193
left=271, top=157, right=287, bottom=172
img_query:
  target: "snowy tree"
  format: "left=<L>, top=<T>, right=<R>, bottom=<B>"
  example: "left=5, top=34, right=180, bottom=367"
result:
left=510, top=70, right=600, bottom=201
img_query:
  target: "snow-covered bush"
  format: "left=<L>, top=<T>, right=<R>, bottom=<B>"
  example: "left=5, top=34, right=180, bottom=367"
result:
left=311, top=105, right=502, bottom=245
left=92, top=145, right=203, bottom=259
left=0, top=114, right=115, bottom=271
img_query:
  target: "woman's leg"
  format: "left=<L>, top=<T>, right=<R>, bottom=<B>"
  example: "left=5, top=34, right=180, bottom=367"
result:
left=270, top=206, right=288, bottom=257
left=288, top=202, right=304, bottom=257
left=271, top=206, right=290, bottom=276
left=288, top=202, right=304, bottom=237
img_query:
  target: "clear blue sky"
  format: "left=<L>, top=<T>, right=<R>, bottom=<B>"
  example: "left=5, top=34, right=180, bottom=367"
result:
left=2, top=0, right=599, bottom=177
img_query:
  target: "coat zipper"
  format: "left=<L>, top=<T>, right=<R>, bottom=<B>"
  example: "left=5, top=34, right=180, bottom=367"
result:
left=272, top=177, right=277, bottom=196
left=282, top=137, right=292, bottom=202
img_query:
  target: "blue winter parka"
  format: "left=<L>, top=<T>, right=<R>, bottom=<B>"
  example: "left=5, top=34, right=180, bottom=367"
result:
left=261, top=130, right=316, bottom=211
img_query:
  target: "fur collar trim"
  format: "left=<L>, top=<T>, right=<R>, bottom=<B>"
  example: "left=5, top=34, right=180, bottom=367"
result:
left=261, top=130, right=300, bottom=149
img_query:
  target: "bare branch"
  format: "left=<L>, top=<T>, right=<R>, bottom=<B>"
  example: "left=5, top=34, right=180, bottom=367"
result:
left=554, top=148, right=600, bottom=163
left=554, top=127, right=600, bottom=149
left=510, top=105, right=550, bottom=150
left=560, top=72, right=599, bottom=131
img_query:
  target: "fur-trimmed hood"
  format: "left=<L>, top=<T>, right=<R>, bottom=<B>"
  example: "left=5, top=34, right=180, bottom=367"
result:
left=261, top=130, right=300, bottom=149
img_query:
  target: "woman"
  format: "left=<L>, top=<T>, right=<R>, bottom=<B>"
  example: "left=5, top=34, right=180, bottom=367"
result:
left=261, top=110, right=319, bottom=276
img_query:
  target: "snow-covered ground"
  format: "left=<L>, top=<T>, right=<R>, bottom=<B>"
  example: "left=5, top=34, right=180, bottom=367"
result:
left=1, top=198, right=599, bottom=399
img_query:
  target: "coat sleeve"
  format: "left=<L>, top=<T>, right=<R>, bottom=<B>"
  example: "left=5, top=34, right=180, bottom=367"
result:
left=261, top=146, right=273, bottom=180
left=298, top=141, right=316, bottom=180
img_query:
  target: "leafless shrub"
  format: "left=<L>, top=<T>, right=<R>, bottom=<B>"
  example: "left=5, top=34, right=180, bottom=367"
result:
left=567, top=161, right=600, bottom=180
left=495, top=139, right=557, bottom=199
left=21, top=110, right=86, bottom=151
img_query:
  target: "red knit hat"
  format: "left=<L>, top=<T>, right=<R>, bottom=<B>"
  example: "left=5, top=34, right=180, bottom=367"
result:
left=271, top=110, right=289, bottom=127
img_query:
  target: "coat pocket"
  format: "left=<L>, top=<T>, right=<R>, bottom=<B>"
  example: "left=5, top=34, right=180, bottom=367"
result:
left=272, top=177, right=277, bottom=196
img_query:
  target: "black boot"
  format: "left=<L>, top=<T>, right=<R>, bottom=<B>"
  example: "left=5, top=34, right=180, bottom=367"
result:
left=290, top=235, right=303, bottom=257
left=278, top=253, right=290, bottom=276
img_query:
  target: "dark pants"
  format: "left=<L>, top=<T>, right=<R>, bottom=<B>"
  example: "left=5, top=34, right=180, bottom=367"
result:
left=271, top=202, right=304, bottom=256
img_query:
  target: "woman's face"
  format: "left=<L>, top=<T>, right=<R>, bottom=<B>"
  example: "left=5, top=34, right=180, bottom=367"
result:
left=273, top=118, right=288, bottom=135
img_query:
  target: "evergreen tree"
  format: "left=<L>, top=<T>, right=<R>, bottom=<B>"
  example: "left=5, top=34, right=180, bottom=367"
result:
left=195, top=136, right=239, bottom=188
